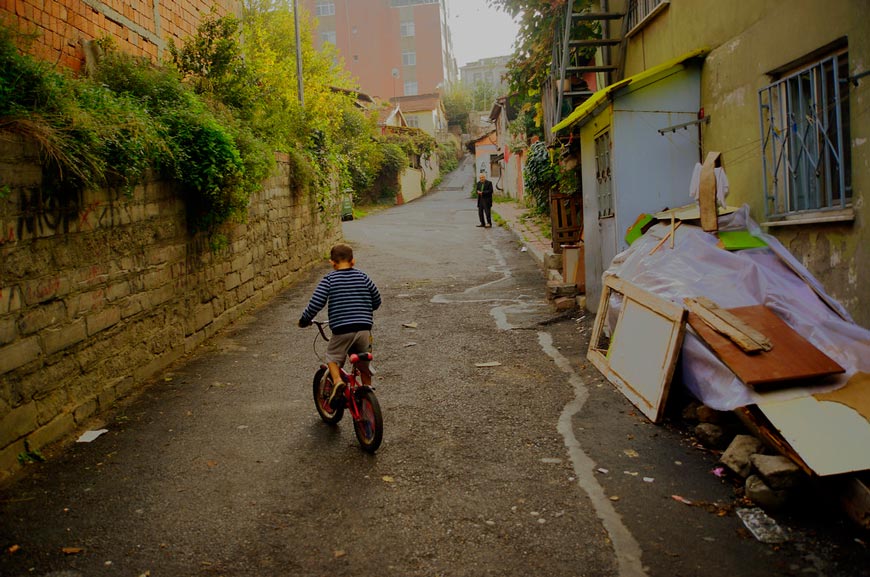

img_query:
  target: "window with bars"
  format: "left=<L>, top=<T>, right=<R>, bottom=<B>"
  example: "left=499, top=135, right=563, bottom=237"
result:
left=315, top=1, right=335, bottom=17
left=404, top=81, right=418, bottom=95
left=400, top=21, right=415, bottom=37
left=626, top=0, right=669, bottom=34
left=402, top=51, right=416, bottom=66
left=758, top=48, right=851, bottom=220
left=595, top=131, right=613, bottom=218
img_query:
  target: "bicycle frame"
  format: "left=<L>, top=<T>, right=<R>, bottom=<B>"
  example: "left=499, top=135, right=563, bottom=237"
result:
left=313, top=321, right=373, bottom=420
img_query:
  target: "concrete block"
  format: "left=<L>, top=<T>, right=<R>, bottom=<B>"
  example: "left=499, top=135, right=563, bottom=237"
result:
left=193, top=303, right=213, bottom=332
left=721, top=434, right=765, bottom=478
left=36, top=389, right=67, bottom=425
left=745, top=474, right=789, bottom=511
left=0, top=286, right=22, bottom=314
left=694, top=422, right=729, bottom=449
left=553, top=297, right=575, bottom=311
left=27, top=412, right=75, bottom=450
left=0, top=402, right=38, bottom=447
left=225, top=271, right=241, bottom=291
left=0, top=337, right=42, bottom=375
left=42, top=319, right=87, bottom=355
left=0, top=317, right=18, bottom=346
left=751, top=454, right=803, bottom=490
left=546, top=280, right=578, bottom=299
left=73, top=397, right=98, bottom=424
left=544, top=252, right=561, bottom=270
left=0, top=438, right=27, bottom=481
left=22, top=276, right=70, bottom=306
left=85, top=307, right=121, bottom=336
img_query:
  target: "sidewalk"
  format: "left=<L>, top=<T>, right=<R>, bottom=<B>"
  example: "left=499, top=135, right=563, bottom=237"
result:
left=492, top=200, right=556, bottom=271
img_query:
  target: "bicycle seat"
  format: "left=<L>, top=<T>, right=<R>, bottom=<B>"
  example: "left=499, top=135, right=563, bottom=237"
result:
left=349, top=352, right=373, bottom=363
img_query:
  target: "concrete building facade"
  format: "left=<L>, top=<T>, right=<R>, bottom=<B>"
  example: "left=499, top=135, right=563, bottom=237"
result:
left=302, top=0, right=457, bottom=99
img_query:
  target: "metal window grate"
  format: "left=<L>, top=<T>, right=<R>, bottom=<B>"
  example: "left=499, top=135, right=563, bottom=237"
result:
left=758, top=52, right=851, bottom=219
left=595, top=131, right=613, bottom=218
left=626, top=0, right=667, bottom=31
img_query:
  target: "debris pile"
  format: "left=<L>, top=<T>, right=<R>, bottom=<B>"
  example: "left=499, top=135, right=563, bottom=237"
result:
left=587, top=203, right=870, bottom=527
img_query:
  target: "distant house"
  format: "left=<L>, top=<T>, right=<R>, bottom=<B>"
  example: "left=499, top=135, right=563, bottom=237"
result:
left=390, top=93, right=448, bottom=141
left=470, top=131, right=499, bottom=183
left=377, top=102, right=408, bottom=133
left=489, top=96, right=525, bottom=202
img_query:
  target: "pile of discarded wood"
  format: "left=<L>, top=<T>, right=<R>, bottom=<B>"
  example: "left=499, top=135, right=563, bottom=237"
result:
left=587, top=201, right=870, bottom=528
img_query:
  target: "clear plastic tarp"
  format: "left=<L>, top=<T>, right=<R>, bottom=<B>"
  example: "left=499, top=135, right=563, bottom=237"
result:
left=603, top=205, right=870, bottom=410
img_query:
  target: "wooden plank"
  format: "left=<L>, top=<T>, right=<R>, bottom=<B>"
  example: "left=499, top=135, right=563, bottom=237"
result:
left=757, top=395, right=870, bottom=476
left=648, top=221, right=682, bottom=255
left=684, top=297, right=771, bottom=352
left=687, top=305, right=844, bottom=388
left=699, top=151, right=720, bottom=232
left=587, top=276, right=686, bottom=422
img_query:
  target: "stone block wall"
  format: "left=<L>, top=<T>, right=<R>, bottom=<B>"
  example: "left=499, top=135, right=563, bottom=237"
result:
left=0, top=0, right=240, bottom=71
left=0, top=137, right=341, bottom=478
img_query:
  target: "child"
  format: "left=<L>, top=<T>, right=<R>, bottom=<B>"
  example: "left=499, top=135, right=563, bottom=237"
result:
left=299, top=243, right=381, bottom=406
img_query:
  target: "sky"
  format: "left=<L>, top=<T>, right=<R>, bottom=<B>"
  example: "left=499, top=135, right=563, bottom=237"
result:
left=446, top=0, right=520, bottom=68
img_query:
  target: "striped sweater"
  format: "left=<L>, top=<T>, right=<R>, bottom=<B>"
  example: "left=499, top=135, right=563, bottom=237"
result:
left=300, top=268, right=381, bottom=334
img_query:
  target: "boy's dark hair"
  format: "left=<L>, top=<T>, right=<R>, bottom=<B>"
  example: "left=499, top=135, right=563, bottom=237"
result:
left=330, top=243, right=354, bottom=263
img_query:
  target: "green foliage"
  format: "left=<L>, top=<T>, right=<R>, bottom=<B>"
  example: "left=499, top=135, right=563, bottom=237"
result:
left=523, top=141, right=557, bottom=214
left=442, top=84, right=472, bottom=132
left=438, top=141, right=459, bottom=174
left=384, top=127, right=436, bottom=159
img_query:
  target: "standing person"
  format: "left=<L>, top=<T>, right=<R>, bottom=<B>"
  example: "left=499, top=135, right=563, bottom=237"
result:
left=475, top=172, right=494, bottom=228
left=298, top=243, right=381, bottom=406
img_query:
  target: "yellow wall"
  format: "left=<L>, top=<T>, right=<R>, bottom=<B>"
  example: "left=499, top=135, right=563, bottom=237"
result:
left=614, top=0, right=869, bottom=326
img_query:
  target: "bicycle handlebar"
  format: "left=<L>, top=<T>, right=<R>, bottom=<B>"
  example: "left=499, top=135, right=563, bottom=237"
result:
left=312, top=320, right=330, bottom=342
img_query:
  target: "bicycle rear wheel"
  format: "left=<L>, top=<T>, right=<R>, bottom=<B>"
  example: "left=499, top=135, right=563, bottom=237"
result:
left=313, top=367, right=344, bottom=424
left=353, top=388, right=383, bottom=453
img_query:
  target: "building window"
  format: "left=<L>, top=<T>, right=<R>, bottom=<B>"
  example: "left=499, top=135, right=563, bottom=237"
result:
left=400, top=21, right=415, bottom=37
left=404, top=81, right=418, bottom=95
left=315, top=1, right=335, bottom=16
left=759, top=47, right=851, bottom=220
left=626, top=0, right=669, bottom=35
left=353, top=55, right=359, bottom=62
left=595, top=131, right=613, bottom=218
left=320, top=31, right=336, bottom=45
left=407, top=116, right=419, bottom=128
left=391, top=0, right=438, bottom=6
left=402, top=51, right=416, bottom=66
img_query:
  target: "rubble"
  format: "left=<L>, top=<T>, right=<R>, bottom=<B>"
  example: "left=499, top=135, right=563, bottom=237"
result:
left=720, top=434, right=764, bottom=478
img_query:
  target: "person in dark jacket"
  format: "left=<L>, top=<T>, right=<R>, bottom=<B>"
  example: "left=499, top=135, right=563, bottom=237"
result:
left=475, top=173, right=494, bottom=228
left=299, top=243, right=381, bottom=405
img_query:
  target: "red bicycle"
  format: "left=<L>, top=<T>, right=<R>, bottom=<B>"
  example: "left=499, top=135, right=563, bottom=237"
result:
left=310, top=321, right=383, bottom=453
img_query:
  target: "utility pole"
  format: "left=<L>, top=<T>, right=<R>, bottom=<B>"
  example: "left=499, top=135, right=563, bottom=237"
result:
left=293, top=0, right=304, bottom=106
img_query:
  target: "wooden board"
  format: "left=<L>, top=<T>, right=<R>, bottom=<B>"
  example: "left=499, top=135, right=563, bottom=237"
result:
left=687, top=305, right=844, bottom=388
left=757, top=395, right=870, bottom=476
left=587, top=276, right=686, bottom=423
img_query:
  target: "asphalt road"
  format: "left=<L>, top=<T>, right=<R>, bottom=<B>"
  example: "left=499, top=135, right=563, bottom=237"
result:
left=1, top=158, right=867, bottom=577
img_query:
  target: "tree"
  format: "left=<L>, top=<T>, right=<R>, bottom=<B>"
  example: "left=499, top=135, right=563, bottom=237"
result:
left=442, top=83, right=472, bottom=132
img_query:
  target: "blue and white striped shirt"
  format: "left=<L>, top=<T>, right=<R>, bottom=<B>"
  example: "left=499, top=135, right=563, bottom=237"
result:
left=301, top=268, right=381, bottom=334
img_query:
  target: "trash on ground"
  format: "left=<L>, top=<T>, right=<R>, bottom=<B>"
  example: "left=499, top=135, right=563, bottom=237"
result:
left=76, top=429, right=108, bottom=443
left=403, top=342, right=417, bottom=347
left=597, top=468, right=609, bottom=474
left=402, top=322, right=418, bottom=329
left=62, top=547, right=84, bottom=555
left=671, top=495, right=693, bottom=505
left=736, top=507, right=788, bottom=543
left=623, top=449, right=639, bottom=458
left=475, top=361, right=502, bottom=368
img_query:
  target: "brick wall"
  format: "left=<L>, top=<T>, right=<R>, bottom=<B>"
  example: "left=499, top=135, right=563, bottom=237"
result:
left=0, top=0, right=240, bottom=71
left=0, top=134, right=341, bottom=478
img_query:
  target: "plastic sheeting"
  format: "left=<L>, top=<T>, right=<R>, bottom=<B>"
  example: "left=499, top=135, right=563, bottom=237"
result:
left=604, top=205, right=870, bottom=411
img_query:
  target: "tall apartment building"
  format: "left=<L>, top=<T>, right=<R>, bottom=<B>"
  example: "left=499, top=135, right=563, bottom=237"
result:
left=302, top=0, right=458, bottom=99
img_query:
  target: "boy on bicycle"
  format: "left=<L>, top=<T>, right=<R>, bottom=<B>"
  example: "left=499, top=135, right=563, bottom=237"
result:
left=298, top=243, right=381, bottom=406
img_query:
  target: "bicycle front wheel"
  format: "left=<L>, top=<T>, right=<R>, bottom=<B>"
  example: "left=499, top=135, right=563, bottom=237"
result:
left=353, top=389, right=383, bottom=453
left=313, top=367, right=344, bottom=424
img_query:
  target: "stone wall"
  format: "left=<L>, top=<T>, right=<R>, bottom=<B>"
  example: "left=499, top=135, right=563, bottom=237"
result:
left=0, top=136, right=341, bottom=478
left=0, top=0, right=240, bottom=70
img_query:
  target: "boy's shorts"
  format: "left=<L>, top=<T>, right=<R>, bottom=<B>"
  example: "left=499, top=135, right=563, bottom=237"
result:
left=326, top=330, right=373, bottom=368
